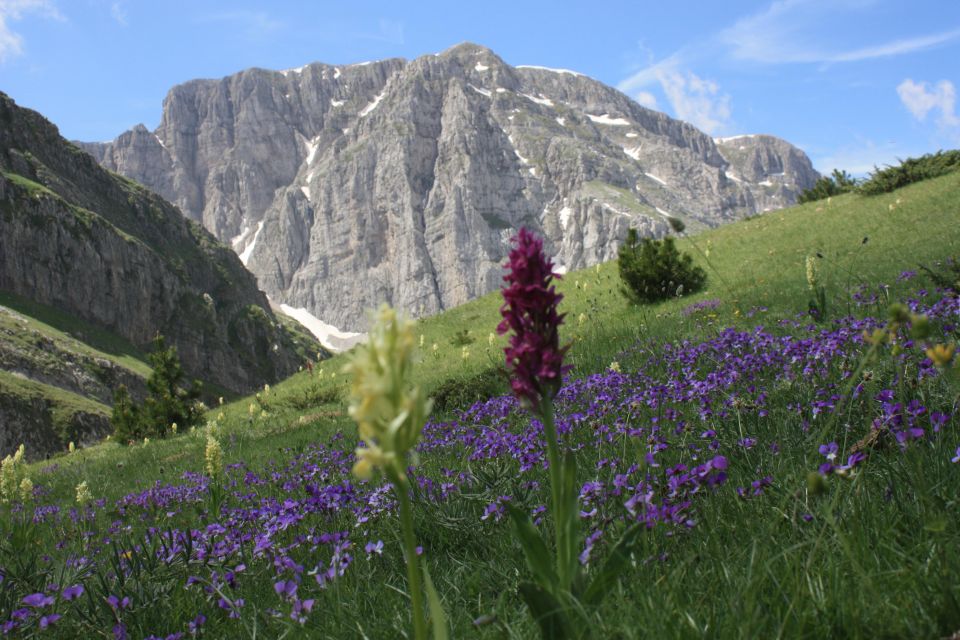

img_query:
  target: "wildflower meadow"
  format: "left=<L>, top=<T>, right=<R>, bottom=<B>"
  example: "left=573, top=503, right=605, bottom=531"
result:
left=1, top=174, right=959, bottom=638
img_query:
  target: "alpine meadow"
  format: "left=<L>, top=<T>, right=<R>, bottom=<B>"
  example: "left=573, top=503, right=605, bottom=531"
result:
left=1, top=4, right=959, bottom=638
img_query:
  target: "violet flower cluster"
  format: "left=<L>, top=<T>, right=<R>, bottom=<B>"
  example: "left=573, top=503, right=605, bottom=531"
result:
left=497, top=227, right=571, bottom=410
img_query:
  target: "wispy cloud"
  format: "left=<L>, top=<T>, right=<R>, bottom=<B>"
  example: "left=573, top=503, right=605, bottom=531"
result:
left=811, top=138, right=914, bottom=176
left=0, top=0, right=62, bottom=63
left=110, top=1, right=127, bottom=27
left=720, top=0, right=960, bottom=64
left=618, top=54, right=731, bottom=134
left=658, top=69, right=731, bottom=134
left=195, top=10, right=284, bottom=40
left=897, top=78, right=960, bottom=131
left=361, top=18, right=404, bottom=45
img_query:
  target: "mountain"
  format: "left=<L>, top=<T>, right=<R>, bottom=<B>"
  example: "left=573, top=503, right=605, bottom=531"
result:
left=0, top=91, right=317, bottom=414
left=81, top=43, right=819, bottom=333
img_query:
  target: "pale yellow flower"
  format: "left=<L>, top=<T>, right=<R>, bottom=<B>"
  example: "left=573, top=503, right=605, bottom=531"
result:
left=19, top=477, right=33, bottom=502
left=205, top=430, right=224, bottom=478
left=609, top=361, right=621, bottom=373
left=75, top=481, right=92, bottom=506
left=1, top=455, right=19, bottom=503
left=578, top=312, right=587, bottom=328
left=171, top=423, right=178, bottom=434
left=488, top=332, right=495, bottom=347
left=926, top=343, right=956, bottom=368
left=345, top=305, right=432, bottom=482
left=805, top=255, right=818, bottom=290
left=461, top=346, right=470, bottom=360
left=68, top=441, right=76, bottom=453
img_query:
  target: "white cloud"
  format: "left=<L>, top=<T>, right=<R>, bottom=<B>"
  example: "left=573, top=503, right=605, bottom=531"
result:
left=110, top=1, right=127, bottom=27
left=0, top=0, right=61, bottom=63
left=658, top=69, right=731, bottom=134
left=897, top=78, right=959, bottom=127
left=634, top=91, right=658, bottom=110
left=619, top=59, right=731, bottom=134
left=720, top=0, right=960, bottom=64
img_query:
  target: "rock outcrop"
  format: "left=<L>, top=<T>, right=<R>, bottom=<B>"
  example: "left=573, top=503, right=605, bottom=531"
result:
left=82, top=43, right=819, bottom=332
left=0, top=92, right=316, bottom=396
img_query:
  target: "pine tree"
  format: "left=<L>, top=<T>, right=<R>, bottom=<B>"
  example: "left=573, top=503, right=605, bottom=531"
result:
left=111, top=335, right=204, bottom=441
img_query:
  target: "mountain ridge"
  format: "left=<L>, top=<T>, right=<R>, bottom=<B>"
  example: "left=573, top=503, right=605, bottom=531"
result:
left=81, top=42, right=820, bottom=333
left=0, top=92, right=318, bottom=405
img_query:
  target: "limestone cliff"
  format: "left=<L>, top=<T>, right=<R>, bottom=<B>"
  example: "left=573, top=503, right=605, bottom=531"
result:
left=83, top=43, right=819, bottom=332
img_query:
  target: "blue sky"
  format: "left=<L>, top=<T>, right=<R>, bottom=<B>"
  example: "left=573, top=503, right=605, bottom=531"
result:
left=2, top=0, right=958, bottom=174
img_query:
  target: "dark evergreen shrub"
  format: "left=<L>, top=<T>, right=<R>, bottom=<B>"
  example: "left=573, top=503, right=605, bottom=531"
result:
left=859, top=150, right=960, bottom=195
left=431, top=366, right=505, bottom=414
left=111, top=335, right=204, bottom=442
left=618, top=229, right=706, bottom=304
left=798, top=169, right=858, bottom=203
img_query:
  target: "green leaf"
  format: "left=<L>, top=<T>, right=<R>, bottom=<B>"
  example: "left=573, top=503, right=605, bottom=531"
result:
left=581, top=522, right=644, bottom=606
left=558, top=450, right=581, bottom=588
left=422, top=563, right=449, bottom=640
left=518, top=581, right=573, bottom=640
left=506, top=504, right=560, bottom=591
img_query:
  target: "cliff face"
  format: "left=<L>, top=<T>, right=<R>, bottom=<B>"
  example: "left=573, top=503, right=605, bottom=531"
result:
left=83, top=43, right=819, bottom=332
left=0, top=92, right=315, bottom=396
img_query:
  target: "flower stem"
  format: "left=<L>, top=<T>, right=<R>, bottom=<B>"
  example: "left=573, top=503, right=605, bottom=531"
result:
left=394, top=472, right=428, bottom=640
left=538, top=399, right=571, bottom=590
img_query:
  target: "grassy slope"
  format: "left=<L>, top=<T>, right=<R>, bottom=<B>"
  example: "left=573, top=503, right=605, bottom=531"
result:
left=28, top=170, right=959, bottom=498
left=14, top=171, right=960, bottom=637
left=0, top=290, right=151, bottom=378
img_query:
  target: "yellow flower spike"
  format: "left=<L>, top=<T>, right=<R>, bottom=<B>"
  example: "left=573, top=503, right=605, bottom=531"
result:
left=926, top=343, right=956, bottom=368
left=19, top=477, right=33, bottom=502
left=75, top=481, right=92, bottom=506
left=205, top=429, right=224, bottom=478
left=345, top=304, right=432, bottom=482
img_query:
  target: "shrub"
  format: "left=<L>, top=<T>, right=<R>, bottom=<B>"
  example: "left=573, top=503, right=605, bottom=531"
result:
left=449, top=329, right=474, bottom=347
left=859, top=150, right=960, bottom=195
left=798, top=169, right=858, bottom=204
left=618, top=229, right=706, bottom=304
left=111, top=335, right=204, bottom=442
left=431, top=366, right=505, bottom=414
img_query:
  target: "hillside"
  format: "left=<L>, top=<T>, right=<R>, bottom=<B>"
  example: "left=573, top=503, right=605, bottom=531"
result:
left=7, top=171, right=957, bottom=638
left=0, top=92, right=321, bottom=457
left=81, top=43, right=819, bottom=333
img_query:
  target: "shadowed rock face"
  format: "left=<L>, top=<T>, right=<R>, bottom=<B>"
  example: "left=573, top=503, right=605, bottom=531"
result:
left=0, top=92, right=314, bottom=396
left=82, top=43, right=819, bottom=332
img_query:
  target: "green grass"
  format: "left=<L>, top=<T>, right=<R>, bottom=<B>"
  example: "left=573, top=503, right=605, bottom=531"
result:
left=6, top=171, right=960, bottom=638
left=0, top=370, right=109, bottom=443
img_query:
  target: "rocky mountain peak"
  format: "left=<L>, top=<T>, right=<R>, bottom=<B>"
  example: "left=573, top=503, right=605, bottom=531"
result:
left=81, top=45, right=819, bottom=338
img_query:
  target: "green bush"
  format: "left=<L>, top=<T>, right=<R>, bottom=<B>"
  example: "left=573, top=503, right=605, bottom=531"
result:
left=617, top=229, right=706, bottom=304
left=859, top=150, right=960, bottom=195
left=431, top=366, right=505, bottom=414
left=111, top=335, right=204, bottom=442
left=798, top=169, right=858, bottom=204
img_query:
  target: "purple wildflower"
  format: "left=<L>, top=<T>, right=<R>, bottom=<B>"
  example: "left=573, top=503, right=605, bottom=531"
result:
left=22, top=593, right=55, bottom=608
left=952, top=447, right=960, bottom=464
left=188, top=614, right=206, bottom=635
left=497, top=228, right=571, bottom=410
left=39, top=614, right=61, bottom=629
left=61, top=584, right=84, bottom=601
left=818, top=442, right=839, bottom=462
